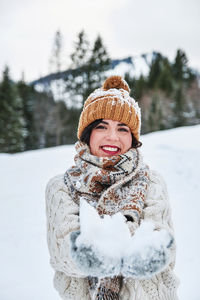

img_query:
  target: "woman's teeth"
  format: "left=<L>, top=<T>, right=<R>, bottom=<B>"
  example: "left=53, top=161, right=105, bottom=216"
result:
left=102, top=146, right=119, bottom=151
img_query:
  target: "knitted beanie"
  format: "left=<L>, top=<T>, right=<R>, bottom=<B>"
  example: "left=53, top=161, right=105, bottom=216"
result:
left=77, top=75, right=141, bottom=141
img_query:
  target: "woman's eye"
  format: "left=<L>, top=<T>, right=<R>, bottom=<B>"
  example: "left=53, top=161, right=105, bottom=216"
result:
left=118, top=127, right=129, bottom=132
left=95, top=125, right=106, bottom=130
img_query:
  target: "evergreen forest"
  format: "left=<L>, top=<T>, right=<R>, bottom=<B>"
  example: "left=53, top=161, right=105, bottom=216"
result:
left=0, top=30, right=200, bottom=153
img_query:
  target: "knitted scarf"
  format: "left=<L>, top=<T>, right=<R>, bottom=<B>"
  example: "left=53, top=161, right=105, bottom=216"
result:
left=64, top=141, right=150, bottom=299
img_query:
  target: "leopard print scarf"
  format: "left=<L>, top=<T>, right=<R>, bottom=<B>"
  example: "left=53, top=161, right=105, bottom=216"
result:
left=64, top=141, right=150, bottom=299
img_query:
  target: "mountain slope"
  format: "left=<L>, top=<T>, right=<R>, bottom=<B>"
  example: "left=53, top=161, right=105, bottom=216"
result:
left=0, top=125, right=200, bottom=299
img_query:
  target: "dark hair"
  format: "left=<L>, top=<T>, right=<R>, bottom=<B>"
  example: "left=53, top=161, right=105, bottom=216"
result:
left=80, top=119, right=142, bottom=148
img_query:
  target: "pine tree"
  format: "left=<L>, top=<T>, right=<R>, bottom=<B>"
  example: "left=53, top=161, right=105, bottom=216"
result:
left=65, top=31, right=110, bottom=107
left=173, top=49, right=188, bottom=82
left=33, top=90, right=56, bottom=148
left=0, top=66, right=24, bottom=153
left=65, top=30, right=90, bottom=107
left=147, top=94, right=164, bottom=132
left=172, top=49, right=196, bottom=85
left=17, top=79, right=37, bottom=150
left=49, top=30, right=63, bottom=73
left=148, top=52, right=163, bottom=89
left=147, top=53, right=174, bottom=95
left=49, top=30, right=64, bottom=101
left=173, top=85, right=186, bottom=127
left=157, top=57, right=173, bottom=95
left=87, top=35, right=111, bottom=93
left=134, top=75, right=147, bottom=99
left=172, top=50, right=193, bottom=127
left=70, top=30, right=90, bottom=69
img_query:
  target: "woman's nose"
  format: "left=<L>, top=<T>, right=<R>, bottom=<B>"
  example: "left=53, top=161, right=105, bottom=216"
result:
left=106, top=129, right=119, bottom=141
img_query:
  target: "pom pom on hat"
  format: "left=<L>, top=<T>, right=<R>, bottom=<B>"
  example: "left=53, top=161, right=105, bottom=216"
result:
left=103, top=75, right=130, bottom=93
left=77, top=75, right=141, bottom=142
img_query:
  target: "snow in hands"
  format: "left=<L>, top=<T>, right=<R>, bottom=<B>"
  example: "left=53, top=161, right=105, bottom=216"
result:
left=70, top=199, right=173, bottom=279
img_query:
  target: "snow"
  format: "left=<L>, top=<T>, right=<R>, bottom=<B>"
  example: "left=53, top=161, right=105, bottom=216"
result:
left=75, top=200, right=172, bottom=279
left=106, top=54, right=152, bottom=78
left=77, top=200, right=171, bottom=259
left=77, top=199, right=131, bottom=258
left=34, top=54, right=151, bottom=105
left=129, top=221, right=171, bottom=253
left=107, top=61, right=135, bottom=77
left=0, top=125, right=200, bottom=299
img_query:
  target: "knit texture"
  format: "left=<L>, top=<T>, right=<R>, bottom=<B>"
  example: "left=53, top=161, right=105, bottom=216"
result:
left=64, top=141, right=149, bottom=220
left=77, top=76, right=141, bottom=141
left=64, top=141, right=150, bottom=299
left=45, top=156, right=179, bottom=299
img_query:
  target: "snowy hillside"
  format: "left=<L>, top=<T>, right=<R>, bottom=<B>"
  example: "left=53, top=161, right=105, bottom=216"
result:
left=107, top=54, right=151, bottom=78
left=33, top=53, right=152, bottom=101
left=0, top=125, right=200, bottom=300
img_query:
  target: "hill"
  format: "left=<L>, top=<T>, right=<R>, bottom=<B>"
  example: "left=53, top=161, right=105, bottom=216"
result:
left=0, top=125, right=200, bottom=299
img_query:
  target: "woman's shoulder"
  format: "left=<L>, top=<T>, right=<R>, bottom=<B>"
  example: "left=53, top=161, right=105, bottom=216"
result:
left=146, top=167, right=169, bottom=201
left=45, top=174, right=78, bottom=214
left=139, top=151, right=167, bottom=188
left=45, top=174, right=69, bottom=196
left=148, top=168, right=166, bottom=185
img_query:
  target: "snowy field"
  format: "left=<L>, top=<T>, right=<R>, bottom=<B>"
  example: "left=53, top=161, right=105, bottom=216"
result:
left=0, top=125, right=200, bottom=300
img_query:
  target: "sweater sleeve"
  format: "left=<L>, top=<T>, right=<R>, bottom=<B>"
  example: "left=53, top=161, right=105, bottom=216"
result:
left=142, top=169, right=176, bottom=266
left=45, top=174, right=86, bottom=278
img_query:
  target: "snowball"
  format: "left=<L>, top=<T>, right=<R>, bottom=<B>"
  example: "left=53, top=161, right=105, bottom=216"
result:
left=76, top=199, right=172, bottom=260
left=76, top=198, right=131, bottom=258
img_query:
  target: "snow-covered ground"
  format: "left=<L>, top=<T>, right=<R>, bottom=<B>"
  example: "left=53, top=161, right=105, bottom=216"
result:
left=1, top=125, right=200, bottom=300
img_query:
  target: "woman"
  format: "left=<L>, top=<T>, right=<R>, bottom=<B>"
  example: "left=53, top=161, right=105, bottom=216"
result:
left=46, top=76, right=179, bottom=299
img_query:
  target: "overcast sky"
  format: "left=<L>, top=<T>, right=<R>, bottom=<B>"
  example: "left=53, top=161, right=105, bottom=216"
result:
left=0, top=0, right=199, bottom=82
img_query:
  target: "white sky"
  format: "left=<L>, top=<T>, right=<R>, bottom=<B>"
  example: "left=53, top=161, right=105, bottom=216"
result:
left=0, top=0, right=199, bottom=82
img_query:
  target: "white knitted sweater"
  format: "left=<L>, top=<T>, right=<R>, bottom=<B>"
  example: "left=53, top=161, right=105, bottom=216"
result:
left=46, top=167, right=179, bottom=300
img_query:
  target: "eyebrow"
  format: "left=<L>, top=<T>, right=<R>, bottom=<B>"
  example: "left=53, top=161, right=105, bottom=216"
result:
left=99, top=121, right=129, bottom=127
left=117, top=123, right=129, bottom=127
left=100, top=120, right=109, bottom=125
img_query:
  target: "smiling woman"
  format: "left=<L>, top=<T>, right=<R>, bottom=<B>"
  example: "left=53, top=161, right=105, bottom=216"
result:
left=80, top=119, right=142, bottom=150
left=88, top=119, right=132, bottom=157
left=45, top=76, right=179, bottom=300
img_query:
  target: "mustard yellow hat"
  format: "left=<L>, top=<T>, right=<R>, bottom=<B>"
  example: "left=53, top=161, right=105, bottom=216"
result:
left=77, top=75, right=141, bottom=141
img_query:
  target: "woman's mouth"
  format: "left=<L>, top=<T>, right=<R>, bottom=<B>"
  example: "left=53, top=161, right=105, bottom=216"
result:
left=100, top=145, right=121, bottom=155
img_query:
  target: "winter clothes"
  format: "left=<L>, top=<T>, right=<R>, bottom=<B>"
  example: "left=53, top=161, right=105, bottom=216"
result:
left=45, top=142, right=179, bottom=300
left=70, top=229, right=122, bottom=278
left=65, top=141, right=150, bottom=298
left=64, top=141, right=149, bottom=221
left=77, top=76, right=141, bottom=141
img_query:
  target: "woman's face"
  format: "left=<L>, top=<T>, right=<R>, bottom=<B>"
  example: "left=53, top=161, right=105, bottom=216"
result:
left=89, top=119, right=132, bottom=157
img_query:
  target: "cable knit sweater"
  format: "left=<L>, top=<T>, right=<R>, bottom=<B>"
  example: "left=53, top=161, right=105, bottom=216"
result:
left=46, top=162, right=179, bottom=299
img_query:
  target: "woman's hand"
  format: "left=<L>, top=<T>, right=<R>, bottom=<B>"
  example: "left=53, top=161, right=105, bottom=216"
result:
left=121, top=237, right=173, bottom=278
left=121, top=224, right=174, bottom=278
left=70, top=231, right=121, bottom=278
left=70, top=200, right=174, bottom=279
left=70, top=229, right=173, bottom=279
